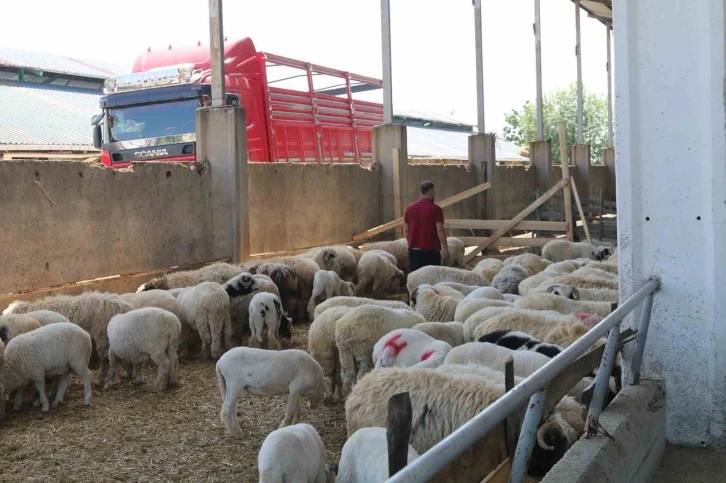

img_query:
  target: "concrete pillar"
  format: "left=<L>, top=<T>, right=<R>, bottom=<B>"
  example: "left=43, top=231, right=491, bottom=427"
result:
left=468, top=133, right=496, bottom=220
left=530, top=140, right=552, bottom=199
left=195, top=106, right=250, bottom=263
left=571, top=144, right=590, bottom=201
left=373, top=125, right=408, bottom=238
left=603, top=147, right=615, bottom=201
left=615, top=0, right=726, bottom=447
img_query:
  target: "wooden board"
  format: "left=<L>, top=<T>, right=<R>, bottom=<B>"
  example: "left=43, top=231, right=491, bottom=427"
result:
left=570, top=178, right=592, bottom=244
left=480, top=458, right=511, bottom=483
left=446, top=219, right=568, bottom=231
left=459, top=236, right=557, bottom=248
left=559, top=123, right=575, bottom=241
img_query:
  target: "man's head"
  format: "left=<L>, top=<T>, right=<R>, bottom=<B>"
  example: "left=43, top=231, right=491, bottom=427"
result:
left=420, top=180, right=436, bottom=201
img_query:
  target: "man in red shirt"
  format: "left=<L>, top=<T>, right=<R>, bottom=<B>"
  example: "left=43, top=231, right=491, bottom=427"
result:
left=404, top=180, right=449, bottom=273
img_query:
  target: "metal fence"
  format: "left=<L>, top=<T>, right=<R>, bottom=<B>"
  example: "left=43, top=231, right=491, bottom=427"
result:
left=386, top=278, right=660, bottom=483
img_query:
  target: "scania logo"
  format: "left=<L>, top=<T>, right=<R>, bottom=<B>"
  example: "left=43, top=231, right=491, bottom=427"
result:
left=134, top=149, right=169, bottom=158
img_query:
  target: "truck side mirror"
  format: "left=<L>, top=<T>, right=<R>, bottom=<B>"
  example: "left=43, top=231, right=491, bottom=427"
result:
left=92, top=124, right=102, bottom=149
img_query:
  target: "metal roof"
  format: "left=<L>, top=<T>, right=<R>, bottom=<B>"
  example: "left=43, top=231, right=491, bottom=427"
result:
left=573, top=0, right=612, bottom=26
left=0, top=80, right=100, bottom=146
left=0, top=46, right=128, bottom=80
left=407, top=127, right=527, bottom=162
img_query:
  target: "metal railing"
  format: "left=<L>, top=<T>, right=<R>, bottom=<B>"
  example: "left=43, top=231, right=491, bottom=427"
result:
left=386, top=278, right=660, bottom=483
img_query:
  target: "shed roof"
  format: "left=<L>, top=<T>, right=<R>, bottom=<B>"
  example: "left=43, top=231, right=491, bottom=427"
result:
left=573, top=0, right=612, bottom=26
left=407, top=127, right=527, bottom=162
left=0, top=46, right=128, bottom=80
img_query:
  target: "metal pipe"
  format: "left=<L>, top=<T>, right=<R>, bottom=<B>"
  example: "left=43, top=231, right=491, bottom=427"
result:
left=631, top=292, right=655, bottom=385
left=474, top=0, right=485, bottom=133
left=575, top=0, right=584, bottom=144
left=586, top=322, right=621, bottom=436
left=386, top=279, right=659, bottom=483
left=208, top=0, right=226, bottom=107
left=510, top=391, right=545, bottom=483
left=606, top=22, right=613, bottom=148
left=381, top=0, right=393, bottom=124
left=534, top=0, right=543, bottom=140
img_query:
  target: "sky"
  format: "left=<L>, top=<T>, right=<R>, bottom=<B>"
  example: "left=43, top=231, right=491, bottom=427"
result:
left=0, top=0, right=611, bottom=134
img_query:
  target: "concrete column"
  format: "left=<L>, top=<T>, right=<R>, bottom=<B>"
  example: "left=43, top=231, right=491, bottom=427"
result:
left=571, top=144, right=590, bottom=201
left=530, top=140, right=552, bottom=199
left=603, top=147, right=615, bottom=201
left=468, top=133, right=496, bottom=221
left=615, top=0, right=726, bottom=447
left=195, top=106, right=250, bottom=263
left=373, top=125, right=408, bottom=238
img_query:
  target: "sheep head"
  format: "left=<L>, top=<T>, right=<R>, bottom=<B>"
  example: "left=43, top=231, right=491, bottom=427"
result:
left=274, top=297, right=293, bottom=339
left=340, top=281, right=356, bottom=297
left=593, top=246, right=612, bottom=261
left=546, top=284, right=580, bottom=300
left=224, top=273, right=260, bottom=298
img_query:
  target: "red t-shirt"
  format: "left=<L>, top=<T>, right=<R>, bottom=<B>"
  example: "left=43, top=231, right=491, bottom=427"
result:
left=404, top=198, right=444, bottom=251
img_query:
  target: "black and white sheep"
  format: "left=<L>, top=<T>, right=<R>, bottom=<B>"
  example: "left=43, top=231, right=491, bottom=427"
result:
left=307, top=270, right=356, bottom=320
left=248, top=292, right=292, bottom=350
left=471, top=309, right=590, bottom=348
left=258, top=423, right=335, bottom=483
left=138, top=262, right=243, bottom=291
left=223, top=272, right=277, bottom=340
left=176, top=282, right=233, bottom=359
left=476, top=330, right=564, bottom=358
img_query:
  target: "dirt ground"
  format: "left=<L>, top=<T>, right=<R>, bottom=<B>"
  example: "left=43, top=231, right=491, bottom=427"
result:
left=0, top=323, right=347, bottom=483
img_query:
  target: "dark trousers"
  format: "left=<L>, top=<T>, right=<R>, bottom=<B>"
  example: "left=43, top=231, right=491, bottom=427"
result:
left=408, top=249, right=441, bottom=274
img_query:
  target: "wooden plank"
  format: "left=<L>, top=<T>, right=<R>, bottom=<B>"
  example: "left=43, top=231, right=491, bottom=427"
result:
left=387, top=392, right=413, bottom=477
left=392, top=148, right=404, bottom=239
left=480, top=458, right=510, bottom=483
left=570, top=177, right=592, bottom=244
left=464, top=178, right=568, bottom=262
left=460, top=236, right=557, bottom=248
left=560, top=123, right=575, bottom=242
left=446, top=219, right=568, bottom=231
left=353, top=182, right=492, bottom=241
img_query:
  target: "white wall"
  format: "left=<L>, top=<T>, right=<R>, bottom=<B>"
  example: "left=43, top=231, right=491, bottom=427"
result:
left=614, top=0, right=726, bottom=447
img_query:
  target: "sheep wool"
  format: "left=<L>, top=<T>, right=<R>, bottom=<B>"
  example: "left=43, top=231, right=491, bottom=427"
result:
left=313, top=296, right=412, bottom=320
left=307, top=306, right=355, bottom=400
left=407, top=265, right=487, bottom=296
left=337, top=427, right=418, bottom=483
left=355, top=251, right=406, bottom=298
left=373, top=329, right=452, bottom=369
left=248, top=292, right=291, bottom=350
left=176, top=282, right=233, bottom=359
left=412, top=321, right=466, bottom=348
left=412, top=284, right=463, bottom=322
left=223, top=273, right=280, bottom=340
left=514, top=292, right=613, bottom=317
left=120, top=290, right=181, bottom=318
left=472, top=309, right=590, bottom=348
left=473, top=258, right=504, bottom=284
left=138, top=262, right=243, bottom=291
left=360, top=238, right=409, bottom=271
left=22, top=310, right=71, bottom=326
left=258, top=423, right=333, bottom=483
left=0, top=314, right=41, bottom=342
left=307, top=246, right=359, bottom=283
left=443, top=237, right=466, bottom=269
left=541, top=240, right=612, bottom=263
left=492, top=264, right=530, bottom=295
left=308, top=270, right=356, bottom=320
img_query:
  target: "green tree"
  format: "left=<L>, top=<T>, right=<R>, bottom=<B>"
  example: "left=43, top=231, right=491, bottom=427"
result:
left=502, top=84, right=609, bottom=164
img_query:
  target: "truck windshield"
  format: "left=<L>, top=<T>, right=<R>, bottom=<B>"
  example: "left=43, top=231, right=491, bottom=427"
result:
left=108, top=98, right=200, bottom=143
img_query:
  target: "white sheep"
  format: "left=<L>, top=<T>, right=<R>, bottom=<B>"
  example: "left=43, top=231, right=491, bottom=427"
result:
left=364, top=249, right=398, bottom=266
left=502, top=253, right=545, bottom=276
left=492, top=264, right=530, bottom=294
left=543, top=261, right=578, bottom=276
left=308, top=306, right=355, bottom=400
left=138, top=262, right=243, bottom=291
left=335, top=306, right=425, bottom=396
left=3, top=323, right=92, bottom=413
left=248, top=292, right=292, bottom=350
left=216, top=348, right=327, bottom=436
left=105, top=307, right=182, bottom=391
left=572, top=266, right=619, bottom=282
left=471, top=309, right=590, bottom=348
left=337, top=427, right=419, bottom=483
left=4, top=291, right=133, bottom=384
left=585, top=261, right=619, bottom=275
left=463, top=306, right=522, bottom=342
left=0, top=314, right=41, bottom=342
left=308, top=246, right=359, bottom=282
left=472, top=258, right=504, bottom=284
left=443, top=237, right=466, bottom=268
left=373, top=328, right=452, bottom=369
left=313, top=296, right=412, bottom=320
left=462, top=286, right=506, bottom=302
left=356, top=251, right=407, bottom=298
left=433, top=281, right=482, bottom=296
left=575, top=287, right=619, bottom=303
left=223, top=272, right=279, bottom=340
left=407, top=266, right=487, bottom=296
left=514, top=292, right=613, bottom=317
left=454, top=298, right=513, bottom=324
left=541, top=240, right=612, bottom=263
left=534, top=284, right=581, bottom=300
left=308, top=270, right=356, bottom=320
left=503, top=294, right=522, bottom=303
left=360, top=238, right=409, bottom=271
left=411, top=321, right=466, bottom=347
left=22, top=310, right=70, bottom=326
left=517, top=272, right=554, bottom=296
left=176, top=282, right=233, bottom=359
left=412, top=284, right=463, bottom=322
left=258, top=423, right=334, bottom=483
left=547, top=273, right=619, bottom=291
left=119, top=290, right=181, bottom=318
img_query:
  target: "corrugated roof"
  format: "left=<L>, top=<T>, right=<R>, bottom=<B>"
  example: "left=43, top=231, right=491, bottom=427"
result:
left=0, top=81, right=100, bottom=146
left=0, top=46, right=128, bottom=80
left=407, top=127, right=527, bottom=162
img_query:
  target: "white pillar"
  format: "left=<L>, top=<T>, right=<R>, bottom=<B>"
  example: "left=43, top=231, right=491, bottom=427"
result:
left=381, top=0, right=393, bottom=124
left=208, top=0, right=225, bottom=107
left=574, top=0, right=583, bottom=144
left=615, top=0, right=726, bottom=447
left=474, top=0, right=485, bottom=134
left=534, top=0, right=543, bottom=140
left=606, top=22, right=613, bottom=148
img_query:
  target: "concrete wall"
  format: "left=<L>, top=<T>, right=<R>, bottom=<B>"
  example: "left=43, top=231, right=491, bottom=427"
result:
left=490, top=165, right=536, bottom=219
left=590, top=166, right=609, bottom=200
left=406, top=164, right=476, bottom=220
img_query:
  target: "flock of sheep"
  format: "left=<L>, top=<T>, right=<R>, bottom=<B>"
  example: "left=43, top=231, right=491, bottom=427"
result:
left=0, top=236, right=618, bottom=482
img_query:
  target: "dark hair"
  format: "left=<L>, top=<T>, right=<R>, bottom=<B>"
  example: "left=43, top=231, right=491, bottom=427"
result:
left=420, top=180, right=435, bottom=195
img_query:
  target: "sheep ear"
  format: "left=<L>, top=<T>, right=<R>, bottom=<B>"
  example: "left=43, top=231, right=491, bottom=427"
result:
left=571, top=287, right=581, bottom=300
left=581, top=379, right=596, bottom=407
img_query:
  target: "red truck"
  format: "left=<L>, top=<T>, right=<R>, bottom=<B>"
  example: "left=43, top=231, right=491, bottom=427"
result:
left=92, top=37, right=387, bottom=168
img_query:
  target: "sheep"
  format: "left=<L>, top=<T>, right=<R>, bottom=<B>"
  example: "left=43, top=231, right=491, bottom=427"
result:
left=517, top=273, right=554, bottom=296
left=476, top=330, right=564, bottom=358
left=363, top=249, right=398, bottom=266
left=22, top=310, right=71, bottom=326
left=0, top=314, right=41, bottom=342
left=356, top=251, right=407, bottom=298
left=335, top=306, right=425, bottom=397
left=454, top=298, right=513, bottom=323
left=471, top=310, right=590, bottom=348
left=119, top=290, right=181, bottom=318
left=542, top=259, right=553, bottom=268
left=535, top=284, right=581, bottom=300
left=462, top=286, right=506, bottom=302
left=503, top=294, right=522, bottom=303
left=434, top=281, right=482, bottom=296
left=138, top=262, right=242, bottom=291
left=216, top=348, right=327, bottom=436
left=313, top=296, right=412, bottom=320
left=337, top=427, right=419, bottom=483
left=360, top=238, right=409, bottom=271
left=492, top=264, right=530, bottom=294
left=576, top=287, right=619, bottom=303
left=543, top=261, right=578, bottom=276
left=572, top=266, right=619, bottom=282
left=307, top=246, right=359, bottom=282
left=258, top=423, right=334, bottom=483
left=308, top=270, right=356, bottom=320
left=3, top=323, right=92, bottom=413
left=407, top=266, right=487, bottom=296
left=248, top=292, right=292, bottom=350
left=4, top=292, right=133, bottom=385
left=373, top=328, right=452, bottom=369
left=547, top=273, right=619, bottom=291
left=412, top=321, right=466, bottom=347
left=411, top=284, right=463, bottom=322
left=176, top=282, right=233, bottom=359
left=308, top=306, right=355, bottom=400
left=105, top=307, right=182, bottom=391
left=473, top=258, right=504, bottom=284
left=443, top=237, right=466, bottom=268
left=223, top=272, right=278, bottom=340
left=514, top=292, right=613, bottom=317
left=0, top=339, right=3, bottom=419
left=345, top=367, right=586, bottom=477
left=502, top=253, right=545, bottom=276
left=573, top=313, right=604, bottom=329
left=541, top=240, right=612, bottom=263
left=584, top=261, right=619, bottom=275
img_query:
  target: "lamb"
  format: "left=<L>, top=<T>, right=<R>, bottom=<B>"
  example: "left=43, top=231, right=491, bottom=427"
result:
left=454, top=298, right=513, bottom=324
left=258, top=423, right=335, bottom=483
left=313, top=296, right=412, bottom=320
left=412, top=284, right=464, bottom=322
left=363, top=249, right=398, bottom=266
left=412, top=321, right=466, bottom=347
left=536, top=284, right=581, bottom=300
left=337, top=427, right=419, bottom=483
left=442, top=237, right=466, bottom=268
left=138, top=262, right=243, bottom=291
left=541, top=240, right=612, bottom=263
left=216, top=348, right=327, bottom=436
left=462, top=286, right=506, bottom=302
left=502, top=253, right=545, bottom=276
left=514, top=292, right=613, bottom=317
left=345, top=367, right=586, bottom=477
left=471, top=310, right=590, bottom=348
left=476, top=330, right=564, bottom=358
left=356, top=251, right=407, bottom=298
left=308, top=270, right=356, bottom=320
left=176, top=282, right=233, bottom=359
left=435, top=281, right=482, bottom=296
left=3, top=323, right=92, bottom=413
left=335, top=306, right=425, bottom=396
left=248, top=292, right=292, bottom=350
left=4, top=291, right=133, bottom=384
left=119, top=290, right=181, bottom=318
left=307, top=246, right=359, bottom=282
left=22, top=310, right=71, bottom=326
left=308, top=306, right=355, bottom=399
left=407, top=266, right=487, bottom=296
left=373, top=329, right=452, bottom=369
left=223, top=272, right=278, bottom=339
left=360, top=238, right=409, bottom=271
left=0, top=314, right=41, bottom=342
left=473, top=258, right=504, bottom=284
left=104, top=307, right=182, bottom=391
left=492, top=264, right=530, bottom=294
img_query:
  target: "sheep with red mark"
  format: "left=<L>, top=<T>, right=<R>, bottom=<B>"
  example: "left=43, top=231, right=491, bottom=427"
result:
left=373, top=328, right=452, bottom=369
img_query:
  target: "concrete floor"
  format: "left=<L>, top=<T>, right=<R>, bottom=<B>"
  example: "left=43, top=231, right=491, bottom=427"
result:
left=650, top=446, right=726, bottom=482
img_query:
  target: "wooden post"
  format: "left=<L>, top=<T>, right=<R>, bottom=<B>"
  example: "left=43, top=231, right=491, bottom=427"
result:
left=393, top=148, right=404, bottom=239
left=504, top=356, right=518, bottom=459
left=599, top=189, right=604, bottom=240
left=559, top=123, right=574, bottom=242
left=387, top=392, right=413, bottom=477
left=571, top=177, right=592, bottom=244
